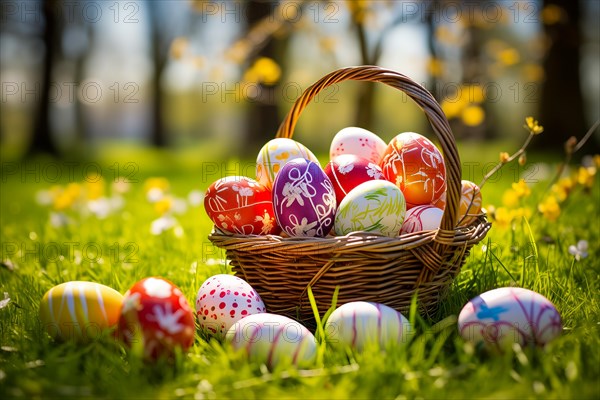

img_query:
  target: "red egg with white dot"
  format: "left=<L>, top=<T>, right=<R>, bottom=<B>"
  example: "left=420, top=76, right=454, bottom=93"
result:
left=195, top=274, right=267, bottom=339
left=118, top=277, right=195, bottom=360
left=324, top=154, right=384, bottom=204
left=380, top=132, right=446, bottom=208
left=204, top=176, right=280, bottom=235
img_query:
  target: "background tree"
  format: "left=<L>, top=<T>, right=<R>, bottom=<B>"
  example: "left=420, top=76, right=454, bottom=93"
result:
left=27, top=0, right=61, bottom=156
left=539, top=0, right=587, bottom=151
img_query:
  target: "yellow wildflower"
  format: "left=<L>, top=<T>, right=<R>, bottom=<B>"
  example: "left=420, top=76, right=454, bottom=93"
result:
left=427, top=58, right=444, bottom=78
left=65, top=183, right=81, bottom=200
left=497, top=48, right=520, bottom=66
left=551, top=184, right=568, bottom=202
left=154, top=196, right=173, bottom=215
left=144, top=177, right=170, bottom=194
left=347, top=1, right=368, bottom=24
left=170, top=37, right=188, bottom=60
left=541, top=4, right=563, bottom=25
left=502, top=189, right=520, bottom=208
left=521, top=63, right=545, bottom=82
left=491, top=207, right=513, bottom=229
left=85, top=179, right=105, bottom=200
left=524, top=117, right=544, bottom=135
left=500, top=152, right=510, bottom=163
left=594, top=155, right=600, bottom=168
left=53, top=189, right=75, bottom=211
left=244, top=57, right=281, bottom=86
left=461, top=105, right=485, bottom=127
left=513, top=207, right=532, bottom=220
left=463, top=85, right=485, bottom=103
left=577, top=166, right=596, bottom=189
left=538, top=196, right=561, bottom=221
left=551, top=177, right=575, bottom=201
left=518, top=153, right=527, bottom=166
left=512, top=179, right=531, bottom=198
left=319, top=37, right=337, bottom=53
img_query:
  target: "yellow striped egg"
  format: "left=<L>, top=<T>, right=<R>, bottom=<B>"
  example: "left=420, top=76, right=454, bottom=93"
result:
left=39, top=281, right=124, bottom=341
left=256, top=138, right=320, bottom=189
left=458, top=180, right=483, bottom=226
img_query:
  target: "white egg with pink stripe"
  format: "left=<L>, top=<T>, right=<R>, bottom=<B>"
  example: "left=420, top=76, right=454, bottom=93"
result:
left=226, top=313, right=317, bottom=368
left=458, top=287, right=562, bottom=350
left=325, top=301, right=411, bottom=351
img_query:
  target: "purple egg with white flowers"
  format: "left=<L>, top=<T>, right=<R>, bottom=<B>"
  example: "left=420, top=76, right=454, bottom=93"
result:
left=272, top=158, right=336, bottom=237
left=458, top=287, right=562, bottom=350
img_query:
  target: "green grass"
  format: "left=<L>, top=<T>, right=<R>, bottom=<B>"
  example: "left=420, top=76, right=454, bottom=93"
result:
left=1, top=146, right=599, bottom=399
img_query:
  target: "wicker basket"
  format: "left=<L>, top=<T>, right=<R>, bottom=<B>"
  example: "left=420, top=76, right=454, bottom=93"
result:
left=209, top=66, right=491, bottom=324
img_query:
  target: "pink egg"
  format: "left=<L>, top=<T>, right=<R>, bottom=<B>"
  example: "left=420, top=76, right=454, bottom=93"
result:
left=324, top=154, right=384, bottom=204
left=458, top=287, right=562, bottom=350
left=400, top=205, right=444, bottom=234
left=272, top=158, right=336, bottom=237
left=195, top=274, right=266, bottom=338
left=330, top=127, right=387, bottom=164
left=204, top=176, right=279, bottom=235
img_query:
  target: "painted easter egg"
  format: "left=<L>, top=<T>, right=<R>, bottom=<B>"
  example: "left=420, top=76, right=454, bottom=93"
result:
left=204, top=176, right=279, bottom=235
left=256, top=138, right=320, bottom=189
left=325, top=302, right=411, bottom=351
left=324, top=154, right=384, bottom=204
left=226, top=313, right=317, bottom=368
left=400, top=205, right=444, bottom=234
left=39, top=281, right=124, bottom=342
left=118, top=277, right=195, bottom=360
left=432, top=190, right=446, bottom=210
left=380, top=132, right=446, bottom=207
left=458, top=180, right=483, bottom=226
left=334, top=180, right=406, bottom=237
left=272, top=158, right=336, bottom=237
left=195, top=274, right=266, bottom=339
left=458, top=287, right=562, bottom=349
left=330, top=127, right=388, bottom=164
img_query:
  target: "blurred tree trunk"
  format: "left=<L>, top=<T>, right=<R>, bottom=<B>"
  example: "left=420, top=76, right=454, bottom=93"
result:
left=538, top=0, right=585, bottom=150
left=148, top=4, right=167, bottom=147
left=72, top=18, right=92, bottom=151
left=425, top=12, right=441, bottom=101
left=27, top=0, right=60, bottom=156
left=460, top=1, right=494, bottom=141
left=353, top=20, right=376, bottom=131
left=243, top=0, right=282, bottom=156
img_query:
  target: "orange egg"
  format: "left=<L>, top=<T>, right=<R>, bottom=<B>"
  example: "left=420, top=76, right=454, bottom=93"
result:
left=458, top=180, right=482, bottom=226
left=380, top=132, right=446, bottom=207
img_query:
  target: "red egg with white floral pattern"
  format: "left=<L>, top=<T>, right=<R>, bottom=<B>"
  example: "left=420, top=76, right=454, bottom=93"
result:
left=118, top=277, right=195, bottom=360
left=324, top=154, right=384, bottom=204
left=380, top=132, right=446, bottom=208
left=195, top=274, right=266, bottom=339
left=204, top=176, right=279, bottom=235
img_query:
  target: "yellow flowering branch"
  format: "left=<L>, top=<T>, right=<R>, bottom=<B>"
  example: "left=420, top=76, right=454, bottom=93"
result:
left=546, top=119, right=600, bottom=191
left=478, top=116, right=540, bottom=188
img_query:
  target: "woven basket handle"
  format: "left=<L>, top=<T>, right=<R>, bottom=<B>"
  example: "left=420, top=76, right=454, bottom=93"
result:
left=275, top=65, right=461, bottom=233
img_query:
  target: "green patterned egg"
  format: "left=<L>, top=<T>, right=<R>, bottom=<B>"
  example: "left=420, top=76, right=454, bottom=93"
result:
left=39, top=281, right=124, bottom=341
left=334, top=180, right=406, bottom=237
